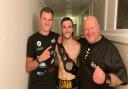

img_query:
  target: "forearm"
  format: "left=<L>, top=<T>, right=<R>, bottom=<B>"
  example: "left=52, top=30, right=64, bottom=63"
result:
left=26, top=59, right=39, bottom=72
left=92, top=67, right=124, bottom=86
left=109, top=73, right=124, bottom=87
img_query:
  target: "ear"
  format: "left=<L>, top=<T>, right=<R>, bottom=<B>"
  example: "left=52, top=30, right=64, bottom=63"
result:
left=39, top=17, right=41, bottom=23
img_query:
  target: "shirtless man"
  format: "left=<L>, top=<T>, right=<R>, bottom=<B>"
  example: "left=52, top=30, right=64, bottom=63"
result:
left=56, top=17, right=80, bottom=89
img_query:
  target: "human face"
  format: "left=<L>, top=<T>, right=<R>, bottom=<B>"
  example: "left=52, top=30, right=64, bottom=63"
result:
left=83, top=17, right=101, bottom=44
left=40, top=12, right=53, bottom=32
left=61, top=20, right=73, bottom=39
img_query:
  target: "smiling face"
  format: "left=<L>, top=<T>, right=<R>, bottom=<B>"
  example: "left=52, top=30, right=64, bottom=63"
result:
left=40, top=11, right=53, bottom=33
left=83, top=16, right=102, bottom=44
left=61, top=20, right=73, bottom=39
left=61, top=17, right=74, bottom=40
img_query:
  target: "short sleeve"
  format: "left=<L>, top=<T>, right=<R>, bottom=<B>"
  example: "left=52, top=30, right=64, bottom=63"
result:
left=26, top=37, right=35, bottom=59
left=109, top=45, right=128, bottom=84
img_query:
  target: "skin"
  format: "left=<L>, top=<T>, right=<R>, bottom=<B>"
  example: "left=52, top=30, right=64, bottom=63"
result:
left=56, top=20, right=80, bottom=80
left=83, top=16, right=124, bottom=86
left=39, top=11, right=53, bottom=35
left=83, top=16, right=102, bottom=44
left=61, top=20, right=73, bottom=39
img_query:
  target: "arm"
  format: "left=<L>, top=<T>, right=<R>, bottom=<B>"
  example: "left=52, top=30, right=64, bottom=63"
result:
left=109, top=73, right=124, bottom=87
left=26, top=46, right=52, bottom=72
left=93, top=42, right=128, bottom=86
left=93, top=67, right=124, bottom=86
left=55, top=44, right=61, bottom=62
left=26, top=57, right=38, bottom=72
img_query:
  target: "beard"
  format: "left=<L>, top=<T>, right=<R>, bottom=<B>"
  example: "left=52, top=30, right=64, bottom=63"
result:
left=62, top=32, right=73, bottom=39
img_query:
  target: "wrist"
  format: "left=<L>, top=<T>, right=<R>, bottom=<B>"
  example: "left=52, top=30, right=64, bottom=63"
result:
left=35, top=58, right=40, bottom=64
left=37, top=56, right=44, bottom=62
left=105, top=73, right=111, bottom=86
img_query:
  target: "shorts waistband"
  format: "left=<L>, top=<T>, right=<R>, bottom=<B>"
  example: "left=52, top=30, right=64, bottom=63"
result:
left=57, top=78, right=78, bottom=89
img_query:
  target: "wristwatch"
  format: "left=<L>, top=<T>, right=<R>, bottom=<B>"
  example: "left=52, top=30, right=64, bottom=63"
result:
left=105, top=73, right=111, bottom=86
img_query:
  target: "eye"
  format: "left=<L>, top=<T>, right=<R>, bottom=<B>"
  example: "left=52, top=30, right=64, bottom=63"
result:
left=91, top=27, right=95, bottom=30
left=85, top=28, right=89, bottom=30
left=48, top=19, right=52, bottom=21
left=68, top=25, right=72, bottom=28
left=62, top=26, right=66, bottom=29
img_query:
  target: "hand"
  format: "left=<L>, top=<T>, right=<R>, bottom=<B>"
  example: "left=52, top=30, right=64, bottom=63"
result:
left=93, top=66, right=106, bottom=84
left=57, top=35, right=62, bottom=44
left=37, top=46, right=52, bottom=62
left=109, top=73, right=123, bottom=87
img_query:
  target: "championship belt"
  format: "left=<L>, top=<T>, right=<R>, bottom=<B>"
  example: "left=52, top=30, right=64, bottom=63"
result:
left=58, top=44, right=78, bottom=75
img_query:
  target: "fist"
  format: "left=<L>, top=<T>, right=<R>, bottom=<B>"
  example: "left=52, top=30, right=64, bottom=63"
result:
left=93, top=67, right=106, bottom=84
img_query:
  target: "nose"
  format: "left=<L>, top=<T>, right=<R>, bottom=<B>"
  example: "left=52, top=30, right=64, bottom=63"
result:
left=64, top=28, right=69, bottom=32
left=45, top=20, right=49, bottom=24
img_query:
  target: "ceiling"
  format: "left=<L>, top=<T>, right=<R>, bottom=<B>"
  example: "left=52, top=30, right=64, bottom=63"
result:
left=41, top=0, right=93, bottom=17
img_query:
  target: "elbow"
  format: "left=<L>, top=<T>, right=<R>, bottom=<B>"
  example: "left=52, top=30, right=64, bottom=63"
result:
left=26, top=68, right=30, bottom=73
left=25, top=64, right=31, bottom=73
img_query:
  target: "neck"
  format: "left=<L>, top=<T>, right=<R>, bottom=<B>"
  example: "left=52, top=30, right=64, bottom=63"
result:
left=62, top=37, right=74, bottom=46
left=39, top=29, right=50, bottom=36
left=96, top=35, right=102, bottom=43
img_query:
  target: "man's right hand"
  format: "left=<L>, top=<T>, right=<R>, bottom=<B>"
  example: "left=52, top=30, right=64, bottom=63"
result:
left=37, top=46, right=52, bottom=62
left=57, top=35, right=62, bottom=44
left=93, top=66, right=106, bottom=84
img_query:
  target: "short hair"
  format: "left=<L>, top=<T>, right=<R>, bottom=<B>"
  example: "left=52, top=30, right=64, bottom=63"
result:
left=61, top=17, right=73, bottom=26
left=40, top=7, right=54, bottom=17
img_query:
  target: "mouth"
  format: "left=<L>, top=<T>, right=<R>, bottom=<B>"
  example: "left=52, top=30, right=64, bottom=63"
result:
left=65, top=32, right=71, bottom=35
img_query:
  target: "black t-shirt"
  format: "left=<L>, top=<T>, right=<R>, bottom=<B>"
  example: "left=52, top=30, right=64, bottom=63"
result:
left=26, top=31, right=59, bottom=89
left=78, top=36, right=128, bottom=89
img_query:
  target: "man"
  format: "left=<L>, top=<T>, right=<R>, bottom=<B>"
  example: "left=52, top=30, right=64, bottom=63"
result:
left=26, top=7, right=59, bottom=89
left=78, top=16, right=128, bottom=89
left=56, top=17, right=80, bottom=89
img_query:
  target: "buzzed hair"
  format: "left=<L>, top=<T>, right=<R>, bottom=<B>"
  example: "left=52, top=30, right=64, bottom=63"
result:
left=61, top=17, right=73, bottom=26
left=85, top=16, right=100, bottom=27
left=40, top=7, right=54, bottom=17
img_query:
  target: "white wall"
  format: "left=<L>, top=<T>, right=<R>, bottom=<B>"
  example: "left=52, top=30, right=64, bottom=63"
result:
left=53, top=17, right=61, bottom=34
left=0, top=0, right=45, bottom=89
left=91, top=0, right=118, bottom=30
left=92, top=0, right=106, bottom=29
left=105, top=0, right=118, bottom=29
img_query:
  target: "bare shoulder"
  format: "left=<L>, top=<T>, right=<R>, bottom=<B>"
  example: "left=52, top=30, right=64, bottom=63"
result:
left=72, top=40, right=81, bottom=58
left=73, top=40, right=80, bottom=47
left=72, top=40, right=81, bottom=51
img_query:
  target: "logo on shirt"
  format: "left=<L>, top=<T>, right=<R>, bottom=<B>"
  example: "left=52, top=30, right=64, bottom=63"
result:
left=39, top=62, right=47, bottom=68
left=37, top=41, right=41, bottom=46
left=91, top=61, right=97, bottom=69
left=51, top=58, right=55, bottom=64
left=84, top=48, right=90, bottom=60
left=51, top=38, right=56, bottom=44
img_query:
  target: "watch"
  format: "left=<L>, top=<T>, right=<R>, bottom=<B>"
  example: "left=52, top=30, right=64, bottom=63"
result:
left=105, top=73, right=111, bottom=86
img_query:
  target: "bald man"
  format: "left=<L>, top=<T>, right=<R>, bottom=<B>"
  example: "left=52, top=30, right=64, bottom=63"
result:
left=78, top=16, right=128, bottom=89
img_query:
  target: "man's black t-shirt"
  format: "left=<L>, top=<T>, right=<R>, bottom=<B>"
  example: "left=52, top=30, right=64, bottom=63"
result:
left=26, top=31, right=59, bottom=89
left=78, top=36, right=128, bottom=89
